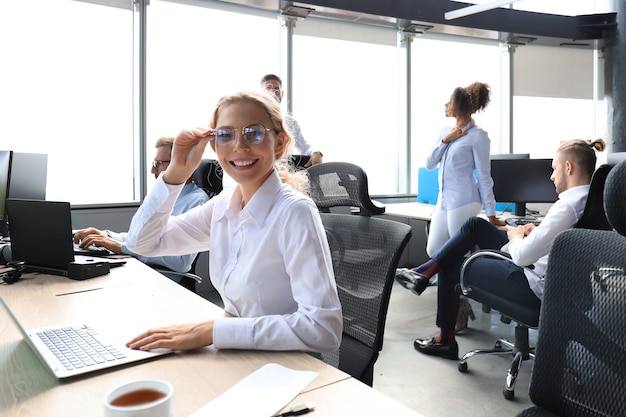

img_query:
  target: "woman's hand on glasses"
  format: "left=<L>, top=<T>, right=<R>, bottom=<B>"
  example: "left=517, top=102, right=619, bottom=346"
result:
left=163, top=127, right=213, bottom=186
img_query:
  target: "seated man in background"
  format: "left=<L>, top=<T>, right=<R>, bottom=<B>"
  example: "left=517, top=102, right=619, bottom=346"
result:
left=73, top=137, right=210, bottom=290
left=261, top=73, right=323, bottom=167
left=407, top=138, right=606, bottom=360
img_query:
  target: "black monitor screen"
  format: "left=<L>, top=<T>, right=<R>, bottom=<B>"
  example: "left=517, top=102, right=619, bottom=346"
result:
left=8, top=152, right=47, bottom=200
left=490, top=153, right=530, bottom=160
left=491, top=158, right=558, bottom=217
left=0, top=151, right=12, bottom=236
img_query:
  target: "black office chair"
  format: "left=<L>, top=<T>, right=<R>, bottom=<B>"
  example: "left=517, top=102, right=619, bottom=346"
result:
left=288, top=154, right=310, bottom=171
left=457, top=164, right=614, bottom=400
left=575, top=164, right=612, bottom=230
left=192, top=158, right=224, bottom=198
left=306, top=162, right=385, bottom=216
left=516, top=159, right=626, bottom=417
left=151, top=159, right=223, bottom=292
left=307, top=162, right=411, bottom=386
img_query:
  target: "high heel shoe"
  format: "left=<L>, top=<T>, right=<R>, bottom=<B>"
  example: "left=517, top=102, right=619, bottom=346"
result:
left=455, top=298, right=476, bottom=334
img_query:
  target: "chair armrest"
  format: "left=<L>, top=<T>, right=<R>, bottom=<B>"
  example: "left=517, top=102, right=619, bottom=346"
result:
left=459, top=250, right=514, bottom=296
left=152, top=268, right=202, bottom=284
left=459, top=249, right=543, bottom=296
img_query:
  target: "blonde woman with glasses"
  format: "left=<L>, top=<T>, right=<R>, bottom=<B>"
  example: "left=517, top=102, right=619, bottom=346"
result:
left=125, top=90, right=342, bottom=353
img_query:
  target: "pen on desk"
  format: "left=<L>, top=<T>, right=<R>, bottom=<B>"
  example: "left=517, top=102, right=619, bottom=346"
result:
left=274, top=402, right=316, bottom=417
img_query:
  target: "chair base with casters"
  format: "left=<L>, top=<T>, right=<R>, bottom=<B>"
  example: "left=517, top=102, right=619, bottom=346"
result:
left=457, top=250, right=541, bottom=400
left=458, top=322, right=536, bottom=400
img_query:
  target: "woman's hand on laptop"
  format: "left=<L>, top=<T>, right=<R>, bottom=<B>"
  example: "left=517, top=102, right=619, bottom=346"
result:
left=126, top=321, right=215, bottom=351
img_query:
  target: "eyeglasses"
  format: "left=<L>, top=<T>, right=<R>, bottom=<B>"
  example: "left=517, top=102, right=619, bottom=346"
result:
left=152, top=160, right=170, bottom=170
left=212, top=124, right=272, bottom=146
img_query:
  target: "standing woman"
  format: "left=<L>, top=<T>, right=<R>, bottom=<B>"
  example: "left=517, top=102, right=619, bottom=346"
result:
left=426, top=82, right=505, bottom=257
left=396, top=82, right=505, bottom=330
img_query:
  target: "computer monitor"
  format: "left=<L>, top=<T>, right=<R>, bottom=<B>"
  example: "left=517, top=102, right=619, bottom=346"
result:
left=8, top=152, right=48, bottom=200
left=0, top=151, right=12, bottom=237
left=490, top=158, right=558, bottom=217
left=490, top=153, right=530, bottom=160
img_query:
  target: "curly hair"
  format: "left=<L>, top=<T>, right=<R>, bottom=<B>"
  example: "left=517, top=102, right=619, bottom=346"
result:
left=453, top=82, right=491, bottom=118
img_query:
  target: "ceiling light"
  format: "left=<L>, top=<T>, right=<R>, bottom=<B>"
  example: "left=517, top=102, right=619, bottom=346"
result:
left=445, top=0, right=523, bottom=21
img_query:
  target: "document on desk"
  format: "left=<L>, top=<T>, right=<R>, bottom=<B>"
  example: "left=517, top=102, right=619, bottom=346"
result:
left=188, top=363, right=318, bottom=417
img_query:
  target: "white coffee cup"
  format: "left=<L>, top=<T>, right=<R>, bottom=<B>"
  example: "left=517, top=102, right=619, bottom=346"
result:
left=103, top=380, right=173, bottom=417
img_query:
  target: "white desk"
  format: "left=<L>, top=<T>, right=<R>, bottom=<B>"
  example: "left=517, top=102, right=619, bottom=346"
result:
left=382, top=202, right=545, bottom=267
left=383, top=202, right=435, bottom=266
left=384, top=202, right=435, bottom=221
left=280, top=377, right=425, bottom=416
left=0, top=258, right=424, bottom=417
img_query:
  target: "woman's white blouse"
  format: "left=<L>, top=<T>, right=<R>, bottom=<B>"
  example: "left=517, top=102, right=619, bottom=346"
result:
left=425, top=121, right=497, bottom=217
left=127, top=170, right=343, bottom=353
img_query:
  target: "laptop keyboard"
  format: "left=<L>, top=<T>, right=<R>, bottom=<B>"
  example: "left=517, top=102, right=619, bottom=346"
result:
left=507, top=218, right=542, bottom=227
left=36, top=325, right=126, bottom=371
left=73, top=242, right=114, bottom=256
left=515, top=219, right=541, bottom=226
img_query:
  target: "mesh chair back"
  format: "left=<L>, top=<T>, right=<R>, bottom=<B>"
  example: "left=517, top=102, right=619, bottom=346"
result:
left=192, top=159, right=223, bottom=199
left=518, top=159, right=626, bottom=417
left=319, top=213, right=411, bottom=385
left=521, top=228, right=626, bottom=416
left=306, top=162, right=385, bottom=216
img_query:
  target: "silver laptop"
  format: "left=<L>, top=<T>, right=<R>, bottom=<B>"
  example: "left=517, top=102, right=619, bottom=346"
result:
left=0, top=296, right=173, bottom=378
left=6, top=199, right=125, bottom=277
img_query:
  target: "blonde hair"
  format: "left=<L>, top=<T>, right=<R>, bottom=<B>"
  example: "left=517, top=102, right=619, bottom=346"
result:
left=155, top=136, right=174, bottom=149
left=209, top=90, right=309, bottom=193
left=557, top=138, right=607, bottom=181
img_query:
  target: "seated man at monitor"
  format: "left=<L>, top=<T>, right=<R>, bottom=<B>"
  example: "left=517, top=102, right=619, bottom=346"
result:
left=73, top=137, right=210, bottom=290
left=399, top=138, right=606, bottom=360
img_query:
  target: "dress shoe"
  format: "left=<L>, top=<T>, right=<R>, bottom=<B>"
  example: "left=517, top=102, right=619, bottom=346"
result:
left=394, top=269, right=430, bottom=296
left=413, top=337, right=459, bottom=360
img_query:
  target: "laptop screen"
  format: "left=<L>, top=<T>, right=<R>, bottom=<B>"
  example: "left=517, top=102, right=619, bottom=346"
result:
left=7, top=199, right=74, bottom=270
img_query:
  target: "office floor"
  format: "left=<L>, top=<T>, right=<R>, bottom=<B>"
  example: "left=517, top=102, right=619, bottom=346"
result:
left=374, top=281, right=536, bottom=417
left=197, top=279, right=536, bottom=417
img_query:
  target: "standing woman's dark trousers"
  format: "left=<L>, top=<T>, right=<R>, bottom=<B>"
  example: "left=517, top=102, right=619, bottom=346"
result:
left=431, top=217, right=540, bottom=332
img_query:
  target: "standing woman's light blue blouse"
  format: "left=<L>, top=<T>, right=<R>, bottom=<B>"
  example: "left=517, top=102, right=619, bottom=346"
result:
left=425, top=120, right=497, bottom=217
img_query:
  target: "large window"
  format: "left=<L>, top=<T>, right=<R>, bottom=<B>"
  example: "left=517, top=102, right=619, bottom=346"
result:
left=0, top=0, right=135, bottom=205
left=0, top=1, right=607, bottom=204
left=291, top=19, right=399, bottom=195
left=410, top=36, right=503, bottom=194
left=512, top=45, right=600, bottom=159
left=146, top=1, right=280, bottom=190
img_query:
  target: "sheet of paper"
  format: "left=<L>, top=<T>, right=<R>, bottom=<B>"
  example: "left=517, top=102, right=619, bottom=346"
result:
left=188, top=363, right=318, bottom=417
